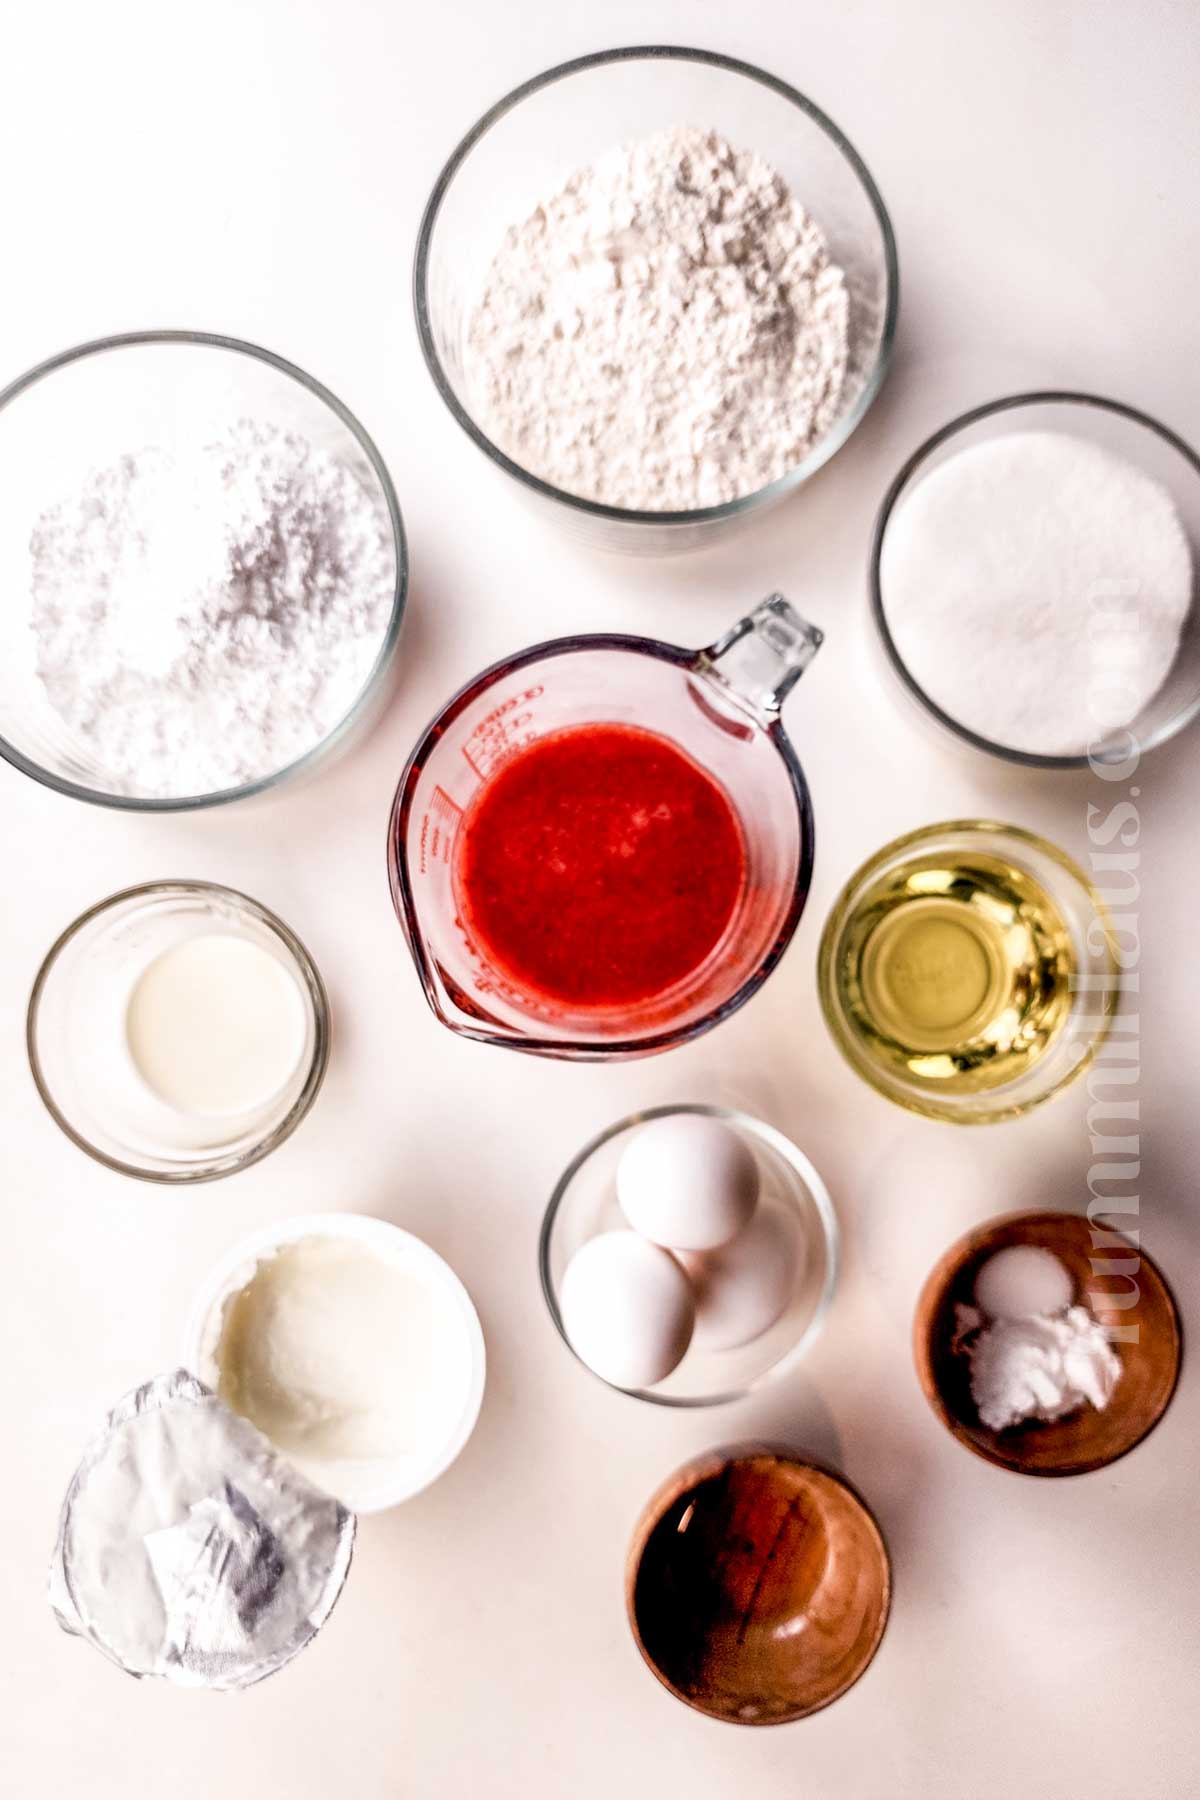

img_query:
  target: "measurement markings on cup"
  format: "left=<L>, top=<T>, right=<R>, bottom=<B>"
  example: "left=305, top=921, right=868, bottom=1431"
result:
left=419, top=786, right=463, bottom=875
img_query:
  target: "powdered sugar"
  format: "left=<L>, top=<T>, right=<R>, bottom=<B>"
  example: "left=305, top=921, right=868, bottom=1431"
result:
left=465, top=126, right=849, bottom=511
left=29, top=421, right=395, bottom=797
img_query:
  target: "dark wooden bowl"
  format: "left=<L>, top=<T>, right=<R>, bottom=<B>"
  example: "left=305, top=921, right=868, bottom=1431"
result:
left=625, top=1447, right=891, bottom=1725
left=913, top=1209, right=1182, bottom=1477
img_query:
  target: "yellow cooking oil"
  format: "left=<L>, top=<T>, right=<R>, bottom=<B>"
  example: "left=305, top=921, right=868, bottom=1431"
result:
left=833, top=851, right=1075, bottom=1093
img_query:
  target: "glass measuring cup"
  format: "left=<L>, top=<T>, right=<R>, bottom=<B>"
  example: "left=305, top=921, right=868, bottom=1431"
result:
left=387, top=596, right=821, bottom=1059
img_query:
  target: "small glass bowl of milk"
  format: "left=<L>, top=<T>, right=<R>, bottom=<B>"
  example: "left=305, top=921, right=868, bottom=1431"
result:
left=27, top=880, right=328, bottom=1180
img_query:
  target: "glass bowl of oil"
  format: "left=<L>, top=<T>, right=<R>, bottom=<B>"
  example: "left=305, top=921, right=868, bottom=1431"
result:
left=817, top=821, right=1118, bottom=1123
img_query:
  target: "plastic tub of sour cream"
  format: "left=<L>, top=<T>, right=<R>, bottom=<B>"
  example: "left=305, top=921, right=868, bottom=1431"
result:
left=184, top=1214, right=486, bottom=1513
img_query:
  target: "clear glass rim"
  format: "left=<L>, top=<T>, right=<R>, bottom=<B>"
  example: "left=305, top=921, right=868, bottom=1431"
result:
left=816, top=819, right=1119, bottom=1124
left=386, top=631, right=815, bottom=1058
left=870, top=390, right=1200, bottom=769
left=0, top=329, right=408, bottom=812
left=538, top=1101, right=841, bottom=1406
left=26, top=879, right=331, bottom=1183
left=412, top=43, right=900, bottom=527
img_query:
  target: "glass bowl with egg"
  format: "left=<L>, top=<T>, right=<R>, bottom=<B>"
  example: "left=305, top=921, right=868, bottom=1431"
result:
left=539, top=1103, right=839, bottom=1406
left=26, top=881, right=329, bottom=1182
left=415, top=46, right=897, bottom=554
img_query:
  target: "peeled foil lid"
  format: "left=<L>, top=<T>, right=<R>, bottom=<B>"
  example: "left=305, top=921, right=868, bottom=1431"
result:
left=49, top=1370, right=355, bottom=1690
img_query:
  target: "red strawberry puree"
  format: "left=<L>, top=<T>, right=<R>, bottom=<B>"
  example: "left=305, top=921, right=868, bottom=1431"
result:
left=453, top=723, right=747, bottom=1009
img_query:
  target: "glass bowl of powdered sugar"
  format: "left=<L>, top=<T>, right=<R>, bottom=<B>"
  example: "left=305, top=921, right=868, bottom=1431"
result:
left=415, top=46, right=898, bottom=555
left=872, top=393, right=1200, bottom=768
left=0, top=331, right=406, bottom=808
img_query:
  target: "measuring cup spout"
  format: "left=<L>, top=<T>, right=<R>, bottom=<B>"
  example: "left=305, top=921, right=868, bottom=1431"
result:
left=699, top=596, right=823, bottom=724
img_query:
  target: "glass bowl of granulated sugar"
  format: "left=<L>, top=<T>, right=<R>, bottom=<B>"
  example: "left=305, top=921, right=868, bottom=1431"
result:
left=415, top=46, right=898, bottom=556
left=872, top=393, right=1200, bottom=769
left=0, top=331, right=407, bottom=809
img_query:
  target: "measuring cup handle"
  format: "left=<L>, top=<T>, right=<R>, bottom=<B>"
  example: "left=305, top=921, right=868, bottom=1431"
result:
left=700, top=595, right=824, bottom=722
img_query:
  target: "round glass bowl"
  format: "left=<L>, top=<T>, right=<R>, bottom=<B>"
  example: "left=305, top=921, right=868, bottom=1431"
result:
left=183, top=1213, right=487, bottom=1513
left=817, top=822, right=1118, bottom=1124
left=27, top=882, right=329, bottom=1181
left=0, top=331, right=407, bottom=809
left=871, top=393, right=1200, bottom=768
left=415, top=45, right=898, bottom=555
left=539, top=1104, right=839, bottom=1405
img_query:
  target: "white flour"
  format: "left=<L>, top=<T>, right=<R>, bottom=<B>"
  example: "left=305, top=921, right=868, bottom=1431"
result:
left=465, top=126, right=849, bottom=511
left=30, top=421, right=394, bottom=797
left=881, top=431, right=1193, bottom=756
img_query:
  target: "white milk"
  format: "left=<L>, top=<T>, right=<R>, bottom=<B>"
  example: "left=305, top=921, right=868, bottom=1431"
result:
left=126, top=933, right=307, bottom=1117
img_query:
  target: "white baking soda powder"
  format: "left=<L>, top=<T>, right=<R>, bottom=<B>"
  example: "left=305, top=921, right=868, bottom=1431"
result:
left=957, top=1247, right=1122, bottom=1432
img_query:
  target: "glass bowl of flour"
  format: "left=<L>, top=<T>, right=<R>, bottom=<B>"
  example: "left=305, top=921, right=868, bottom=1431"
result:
left=415, top=46, right=898, bottom=555
left=0, top=331, right=406, bottom=808
left=871, top=393, right=1200, bottom=768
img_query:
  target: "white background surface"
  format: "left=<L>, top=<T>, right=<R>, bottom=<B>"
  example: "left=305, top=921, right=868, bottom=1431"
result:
left=2, top=3, right=1198, bottom=1795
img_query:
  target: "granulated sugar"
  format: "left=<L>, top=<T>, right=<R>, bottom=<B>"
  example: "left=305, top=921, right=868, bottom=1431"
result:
left=29, top=421, right=395, bottom=797
left=880, top=430, right=1193, bottom=757
left=465, top=126, right=849, bottom=511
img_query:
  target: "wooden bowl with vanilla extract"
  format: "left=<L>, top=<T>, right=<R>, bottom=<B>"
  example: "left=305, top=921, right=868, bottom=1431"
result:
left=913, top=1209, right=1181, bottom=1477
left=625, top=1447, right=891, bottom=1724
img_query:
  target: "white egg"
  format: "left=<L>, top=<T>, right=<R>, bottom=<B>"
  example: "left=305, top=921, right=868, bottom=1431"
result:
left=679, top=1205, right=802, bottom=1351
left=616, top=1115, right=759, bottom=1252
left=974, top=1245, right=1074, bottom=1320
left=559, top=1231, right=694, bottom=1389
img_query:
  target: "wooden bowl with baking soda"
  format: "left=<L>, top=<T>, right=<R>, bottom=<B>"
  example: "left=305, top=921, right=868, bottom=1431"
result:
left=913, top=1210, right=1181, bottom=1477
left=625, top=1448, right=891, bottom=1725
